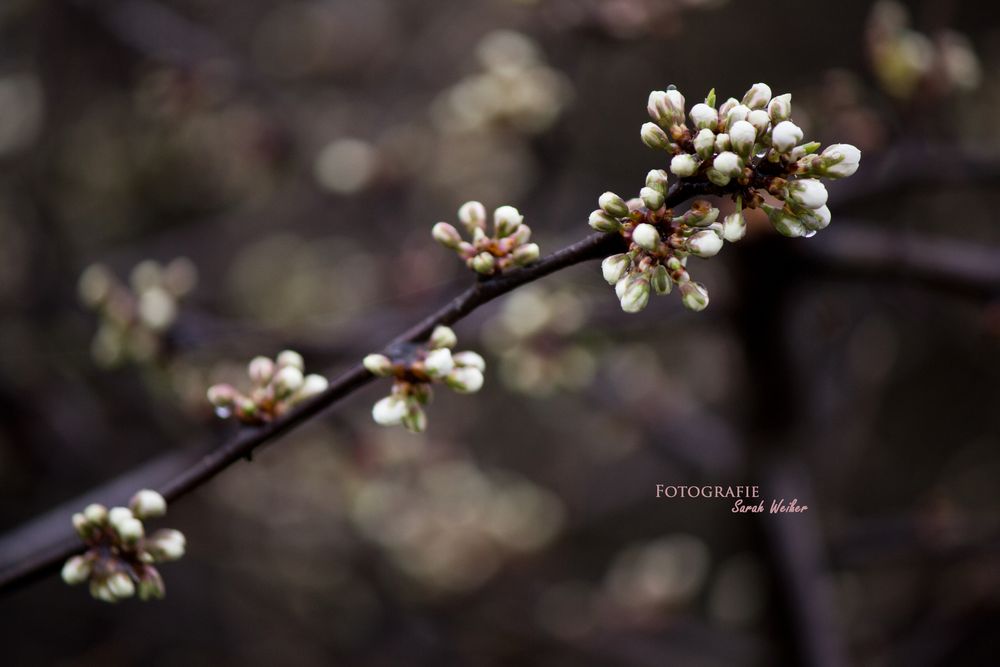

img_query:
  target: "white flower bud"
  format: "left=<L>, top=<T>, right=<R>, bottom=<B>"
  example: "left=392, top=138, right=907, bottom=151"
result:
left=372, top=395, right=408, bottom=425
left=615, top=276, right=629, bottom=300
left=723, top=104, right=750, bottom=130
left=458, top=201, right=487, bottom=234
left=670, top=153, right=699, bottom=177
left=640, top=187, right=664, bottom=211
left=601, top=253, right=631, bottom=285
left=599, top=192, right=630, bottom=218
left=791, top=141, right=821, bottom=161
left=276, top=350, right=304, bottom=371
left=274, top=365, right=304, bottom=396
left=117, top=517, right=145, bottom=543
left=771, top=121, right=803, bottom=153
left=363, top=353, right=394, bottom=376
left=129, top=489, right=167, bottom=520
left=512, top=224, right=531, bottom=245
left=706, top=168, right=730, bottom=187
left=674, top=201, right=719, bottom=227
left=494, top=205, right=523, bottom=237
left=446, top=367, right=485, bottom=393
left=713, top=151, right=743, bottom=177
left=138, top=287, right=177, bottom=331
left=645, top=169, right=669, bottom=194
left=767, top=93, right=792, bottom=123
left=207, top=383, right=237, bottom=408
left=686, top=230, right=724, bottom=258
left=722, top=211, right=747, bottom=242
left=423, top=348, right=455, bottom=379
left=640, top=122, right=671, bottom=150
left=107, top=572, right=135, bottom=599
left=679, top=281, right=710, bottom=311
left=619, top=274, right=651, bottom=313
left=62, top=555, right=92, bottom=585
left=512, top=243, right=540, bottom=266
left=817, top=143, right=861, bottom=178
left=78, top=263, right=113, bottom=308
left=729, top=120, right=756, bottom=158
left=798, top=204, right=832, bottom=231
left=786, top=178, right=828, bottom=209
left=694, top=128, right=715, bottom=160
left=588, top=209, right=621, bottom=233
left=108, top=506, right=133, bottom=529
left=453, top=350, right=486, bottom=371
left=714, top=133, right=731, bottom=154
left=90, top=579, right=116, bottom=603
left=651, top=264, right=671, bottom=294
left=472, top=252, right=497, bottom=274
left=247, top=356, right=275, bottom=385
left=647, top=89, right=685, bottom=126
left=741, top=82, right=772, bottom=109
left=402, top=405, right=428, bottom=434
left=83, top=503, right=108, bottom=525
left=137, top=568, right=165, bottom=601
left=689, top=103, right=718, bottom=130
left=747, top=109, right=770, bottom=135
left=632, top=223, right=661, bottom=252
left=73, top=513, right=89, bottom=537
left=296, top=374, right=329, bottom=400
left=432, top=222, right=463, bottom=249
left=764, top=205, right=810, bottom=238
left=718, top=97, right=738, bottom=118
left=148, top=529, right=186, bottom=561
left=430, top=325, right=458, bottom=349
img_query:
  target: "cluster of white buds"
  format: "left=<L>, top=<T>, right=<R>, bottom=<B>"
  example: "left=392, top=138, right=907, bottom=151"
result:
left=433, top=202, right=540, bottom=275
left=363, top=325, right=485, bottom=433
left=595, top=82, right=861, bottom=312
left=77, top=258, right=198, bottom=367
left=590, top=184, right=717, bottom=313
left=206, top=350, right=329, bottom=424
left=62, top=489, right=186, bottom=602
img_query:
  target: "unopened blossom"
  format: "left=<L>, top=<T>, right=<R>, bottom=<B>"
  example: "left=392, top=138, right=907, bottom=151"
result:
left=207, top=350, right=328, bottom=424
left=364, top=326, right=486, bottom=433
left=433, top=202, right=540, bottom=275
left=62, top=490, right=185, bottom=602
left=588, top=81, right=861, bottom=313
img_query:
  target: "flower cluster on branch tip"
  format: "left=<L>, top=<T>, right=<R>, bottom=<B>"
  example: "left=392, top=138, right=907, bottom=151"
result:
left=206, top=350, right=329, bottom=424
left=432, top=202, right=540, bottom=275
left=593, top=82, right=861, bottom=313
left=77, top=258, right=198, bottom=366
left=364, top=325, right=486, bottom=433
left=62, top=490, right=186, bottom=602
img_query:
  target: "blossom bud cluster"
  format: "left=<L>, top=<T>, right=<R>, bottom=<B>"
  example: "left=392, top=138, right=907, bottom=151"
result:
left=433, top=201, right=540, bottom=275
left=364, top=325, right=485, bottom=433
left=206, top=350, right=329, bottom=424
left=62, top=489, right=186, bottom=602
left=77, top=258, right=198, bottom=367
left=597, top=82, right=862, bottom=312
left=591, top=185, right=717, bottom=313
left=642, top=83, right=860, bottom=238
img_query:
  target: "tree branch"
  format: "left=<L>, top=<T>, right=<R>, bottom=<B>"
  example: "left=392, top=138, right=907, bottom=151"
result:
left=3, top=184, right=697, bottom=595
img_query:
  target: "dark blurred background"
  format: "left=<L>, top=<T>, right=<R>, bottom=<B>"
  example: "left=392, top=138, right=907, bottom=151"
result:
left=1, top=0, right=999, bottom=665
